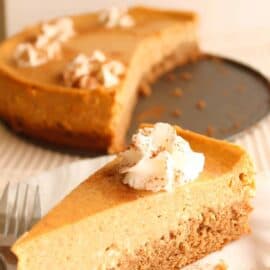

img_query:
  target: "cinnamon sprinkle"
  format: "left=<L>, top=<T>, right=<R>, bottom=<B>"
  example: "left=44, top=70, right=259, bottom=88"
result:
left=172, top=109, right=182, bottom=117
left=139, top=82, right=152, bottom=97
left=236, top=83, right=246, bottom=92
left=171, top=88, right=183, bottom=97
left=233, top=121, right=241, bottom=129
left=196, top=99, right=207, bottom=110
left=136, top=105, right=165, bottom=122
left=214, top=261, right=228, bottom=270
left=222, top=89, right=229, bottom=97
left=166, top=72, right=176, bottom=82
left=179, top=71, right=192, bottom=81
left=205, top=125, right=215, bottom=137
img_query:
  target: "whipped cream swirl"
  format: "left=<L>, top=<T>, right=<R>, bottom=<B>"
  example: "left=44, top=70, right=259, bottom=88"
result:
left=99, top=7, right=135, bottom=28
left=63, top=50, right=125, bottom=89
left=120, top=123, right=205, bottom=192
left=14, top=17, right=75, bottom=67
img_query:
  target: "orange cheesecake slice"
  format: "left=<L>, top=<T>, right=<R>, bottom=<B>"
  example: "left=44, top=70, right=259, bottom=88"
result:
left=12, top=124, right=255, bottom=269
left=0, top=6, right=199, bottom=153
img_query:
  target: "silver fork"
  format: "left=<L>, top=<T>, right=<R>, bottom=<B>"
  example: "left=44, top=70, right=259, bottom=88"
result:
left=0, top=183, right=41, bottom=269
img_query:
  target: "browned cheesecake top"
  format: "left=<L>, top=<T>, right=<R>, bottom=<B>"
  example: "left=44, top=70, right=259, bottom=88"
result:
left=0, top=7, right=197, bottom=90
left=14, top=126, right=254, bottom=246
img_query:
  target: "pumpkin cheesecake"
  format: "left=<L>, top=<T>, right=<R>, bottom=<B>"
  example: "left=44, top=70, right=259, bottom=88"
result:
left=0, top=6, right=199, bottom=152
left=12, top=123, right=255, bottom=269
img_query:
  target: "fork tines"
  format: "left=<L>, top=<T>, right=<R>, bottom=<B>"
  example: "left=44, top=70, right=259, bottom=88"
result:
left=0, top=183, right=41, bottom=238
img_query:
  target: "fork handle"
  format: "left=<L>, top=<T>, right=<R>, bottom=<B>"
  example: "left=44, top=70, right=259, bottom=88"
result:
left=0, top=247, right=17, bottom=270
left=0, top=256, right=6, bottom=270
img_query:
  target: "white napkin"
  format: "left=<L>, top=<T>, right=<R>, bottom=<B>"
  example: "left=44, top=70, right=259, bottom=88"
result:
left=1, top=157, right=270, bottom=269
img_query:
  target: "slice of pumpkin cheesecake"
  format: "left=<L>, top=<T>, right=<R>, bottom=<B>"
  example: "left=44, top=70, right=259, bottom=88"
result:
left=12, top=123, right=255, bottom=270
left=0, top=6, right=199, bottom=153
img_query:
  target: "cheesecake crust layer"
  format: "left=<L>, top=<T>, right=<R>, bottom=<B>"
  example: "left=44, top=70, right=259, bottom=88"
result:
left=118, top=201, right=251, bottom=269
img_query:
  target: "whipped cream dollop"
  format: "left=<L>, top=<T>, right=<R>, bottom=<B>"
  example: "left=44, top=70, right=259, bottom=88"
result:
left=14, top=17, right=75, bottom=67
left=120, top=123, right=205, bottom=192
left=99, top=7, right=135, bottom=28
left=63, top=50, right=125, bottom=89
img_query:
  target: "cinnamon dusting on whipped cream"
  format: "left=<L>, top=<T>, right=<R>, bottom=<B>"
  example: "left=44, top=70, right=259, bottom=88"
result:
left=14, top=17, right=75, bottom=67
left=63, top=50, right=125, bottom=89
left=119, top=123, right=205, bottom=192
left=99, top=7, right=135, bottom=28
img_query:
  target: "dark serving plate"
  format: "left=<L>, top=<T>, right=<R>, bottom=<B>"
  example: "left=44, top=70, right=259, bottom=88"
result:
left=128, top=54, right=270, bottom=141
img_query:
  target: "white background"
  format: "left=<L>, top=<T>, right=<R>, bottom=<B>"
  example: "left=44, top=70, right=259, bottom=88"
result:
left=4, top=0, right=270, bottom=38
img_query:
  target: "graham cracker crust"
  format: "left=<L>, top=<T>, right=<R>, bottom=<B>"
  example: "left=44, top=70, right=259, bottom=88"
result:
left=116, top=201, right=251, bottom=270
left=1, top=114, right=114, bottom=153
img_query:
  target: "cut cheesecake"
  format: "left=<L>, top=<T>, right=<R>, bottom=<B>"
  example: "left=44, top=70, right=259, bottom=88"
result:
left=0, top=6, right=199, bottom=153
left=12, top=124, right=255, bottom=270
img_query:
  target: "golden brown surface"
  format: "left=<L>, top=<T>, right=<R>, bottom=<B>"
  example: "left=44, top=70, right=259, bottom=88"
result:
left=12, top=127, right=255, bottom=270
left=0, top=7, right=199, bottom=152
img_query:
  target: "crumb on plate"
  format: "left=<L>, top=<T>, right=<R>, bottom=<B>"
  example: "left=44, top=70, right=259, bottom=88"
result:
left=236, top=83, right=246, bottom=92
left=196, top=99, right=207, bottom=110
left=214, top=260, right=228, bottom=270
left=172, top=108, right=182, bottom=117
left=180, top=71, right=192, bottom=81
left=139, top=82, right=152, bottom=97
left=171, top=88, right=183, bottom=97
left=206, top=125, right=215, bottom=137
left=166, top=72, right=176, bottom=82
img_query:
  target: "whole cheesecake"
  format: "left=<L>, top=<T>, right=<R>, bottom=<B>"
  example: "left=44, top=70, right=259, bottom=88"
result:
left=12, top=123, right=255, bottom=269
left=0, top=6, right=199, bottom=153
